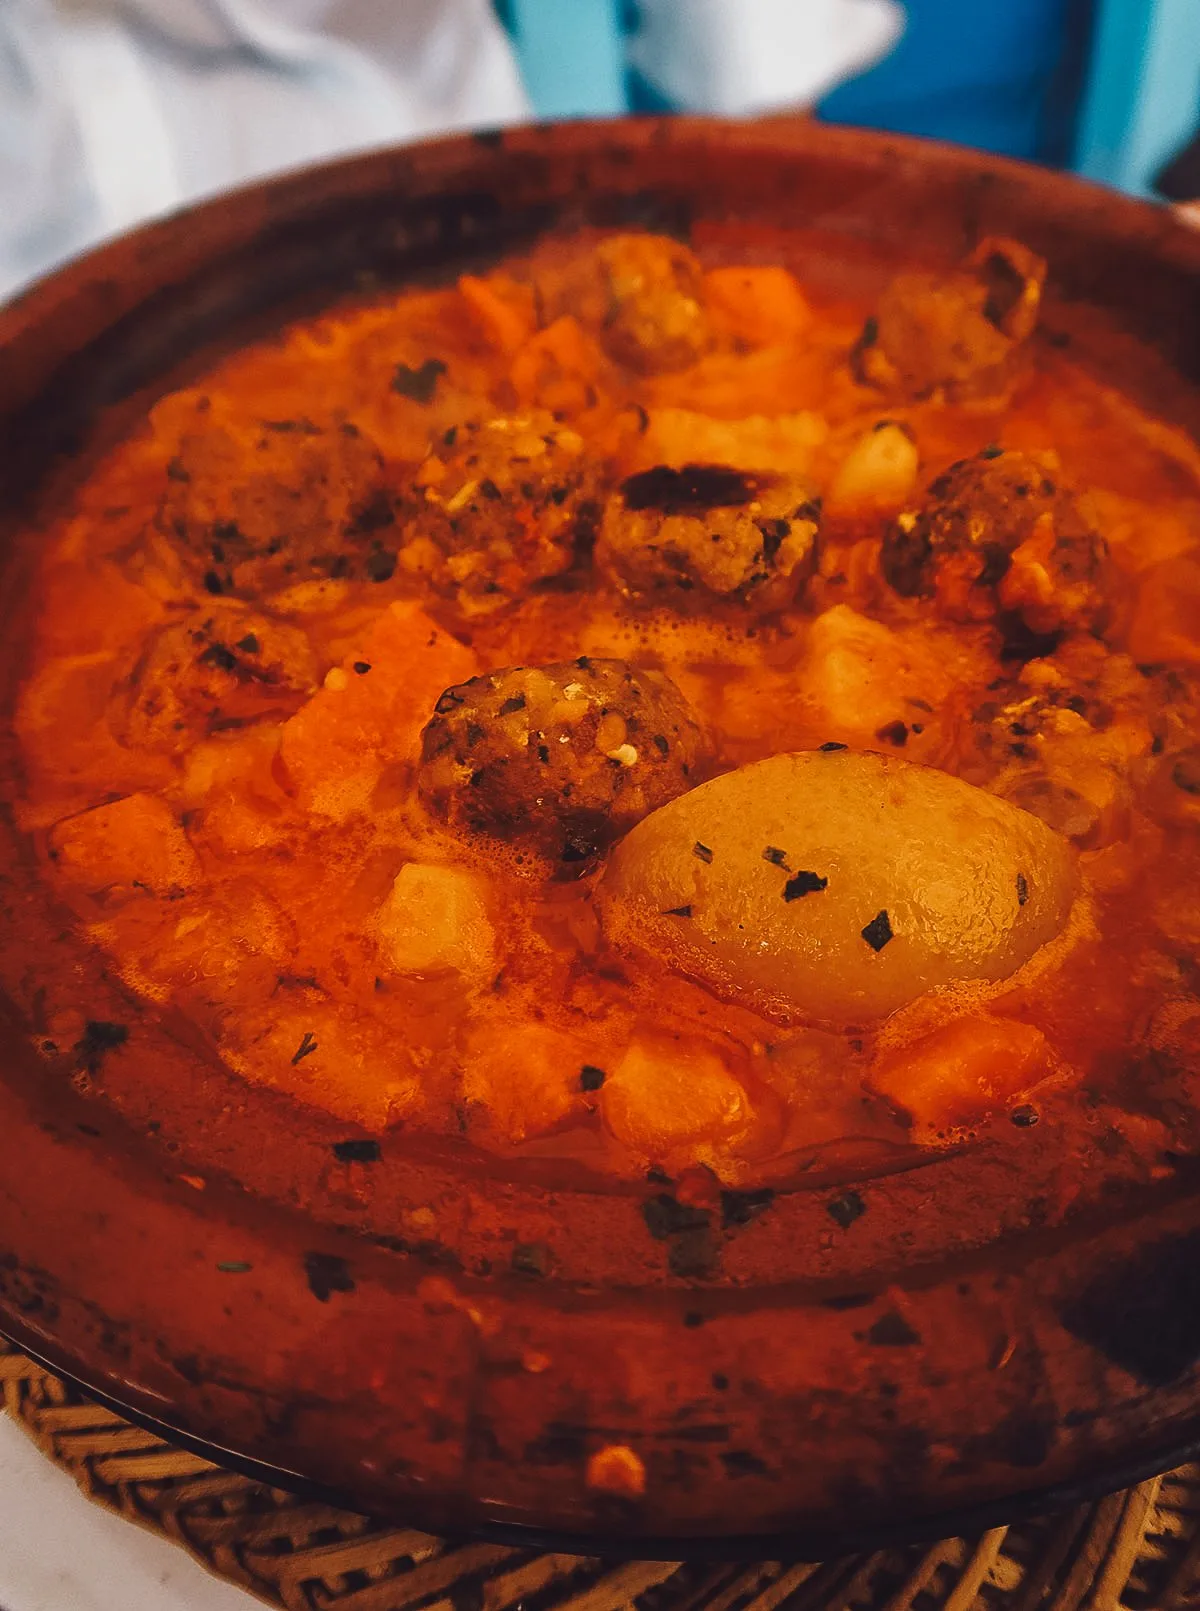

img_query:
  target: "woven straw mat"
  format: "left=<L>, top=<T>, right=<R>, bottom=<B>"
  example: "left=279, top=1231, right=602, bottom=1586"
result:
left=2, top=1341, right=1200, bottom=1611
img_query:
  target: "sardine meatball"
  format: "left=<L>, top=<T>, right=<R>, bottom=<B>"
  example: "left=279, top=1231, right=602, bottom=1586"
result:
left=597, top=464, right=820, bottom=610
left=883, top=448, right=1111, bottom=633
left=545, top=233, right=713, bottom=374
left=113, top=607, right=318, bottom=755
left=157, top=397, right=394, bottom=595
left=854, top=237, right=1045, bottom=402
left=394, top=413, right=599, bottom=615
left=418, top=657, right=707, bottom=870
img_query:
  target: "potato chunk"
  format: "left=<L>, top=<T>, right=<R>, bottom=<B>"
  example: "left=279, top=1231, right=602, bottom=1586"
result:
left=600, top=1034, right=761, bottom=1171
left=826, top=422, right=919, bottom=517
left=598, top=750, right=1077, bottom=1027
left=376, top=863, right=494, bottom=980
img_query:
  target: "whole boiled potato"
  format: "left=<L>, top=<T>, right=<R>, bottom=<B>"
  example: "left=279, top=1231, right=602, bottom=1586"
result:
left=597, top=750, right=1077, bottom=1026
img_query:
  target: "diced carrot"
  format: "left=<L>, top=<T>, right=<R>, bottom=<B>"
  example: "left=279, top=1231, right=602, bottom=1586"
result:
left=870, top=1015, right=1051, bottom=1139
left=376, top=863, right=495, bottom=980
left=458, top=273, right=538, bottom=356
left=509, top=315, right=602, bottom=412
left=49, top=793, right=199, bottom=900
left=279, top=601, right=476, bottom=819
left=703, top=265, right=813, bottom=346
left=461, top=1021, right=589, bottom=1143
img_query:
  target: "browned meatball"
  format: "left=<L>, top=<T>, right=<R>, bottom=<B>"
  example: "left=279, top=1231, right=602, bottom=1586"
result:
left=883, top=449, right=1111, bottom=633
left=854, top=237, right=1045, bottom=402
left=113, top=607, right=317, bottom=754
left=158, top=400, right=395, bottom=596
left=419, top=657, right=707, bottom=871
left=596, top=464, right=820, bottom=610
left=394, top=413, right=599, bottom=616
left=544, top=233, right=713, bottom=374
left=963, top=640, right=1155, bottom=847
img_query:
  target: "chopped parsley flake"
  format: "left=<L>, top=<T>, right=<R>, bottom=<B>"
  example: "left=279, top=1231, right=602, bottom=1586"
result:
left=392, top=357, right=446, bottom=402
left=291, top=1031, right=318, bottom=1065
left=861, top=910, right=894, bottom=951
left=783, top=870, right=828, bottom=901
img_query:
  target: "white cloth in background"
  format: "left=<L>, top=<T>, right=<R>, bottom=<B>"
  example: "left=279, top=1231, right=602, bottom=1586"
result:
left=0, top=1413, right=253, bottom=1610
left=0, top=0, right=530, bottom=300
left=627, top=0, right=904, bottom=115
left=0, top=0, right=906, bottom=304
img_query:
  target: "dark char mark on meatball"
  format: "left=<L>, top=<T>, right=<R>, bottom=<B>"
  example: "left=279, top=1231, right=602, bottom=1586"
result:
left=620, top=464, right=760, bottom=515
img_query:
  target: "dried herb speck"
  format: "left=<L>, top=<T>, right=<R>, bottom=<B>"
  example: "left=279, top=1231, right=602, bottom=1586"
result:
left=826, top=1190, right=866, bottom=1229
left=579, top=1065, right=607, bottom=1092
left=353, top=661, right=372, bottom=675
left=720, top=1187, right=775, bottom=1229
left=1173, top=756, right=1200, bottom=796
left=291, top=1031, right=318, bottom=1065
left=819, top=741, right=848, bottom=752
left=217, top=1260, right=252, bottom=1274
left=867, top=1311, right=921, bottom=1346
left=664, top=904, right=693, bottom=918
left=332, top=1139, right=382, bottom=1163
left=365, top=550, right=396, bottom=583
left=1016, top=872, right=1029, bottom=906
left=861, top=910, right=894, bottom=952
left=75, top=1020, right=128, bottom=1074
left=1010, top=1104, right=1040, bottom=1128
left=392, top=357, right=446, bottom=402
left=693, top=841, right=714, bottom=864
left=642, top=1194, right=710, bottom=1242
left=762, top=846, right=788, bottom=866
left=721, top=1449, right=769, bottom=1477
left=303, top=1251, right=356, bottom=1303
left=511, top=1242, right=552, bottom=1278
left=783, top=870, right=828, bottom=901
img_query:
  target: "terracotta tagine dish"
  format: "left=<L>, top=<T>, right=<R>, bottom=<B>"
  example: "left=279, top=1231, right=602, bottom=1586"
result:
left=2, top=118, right=1200, bottom=1557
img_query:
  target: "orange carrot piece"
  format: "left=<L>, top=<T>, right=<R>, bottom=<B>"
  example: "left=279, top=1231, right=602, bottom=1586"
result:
left=703, top=265, right=813, bottom=346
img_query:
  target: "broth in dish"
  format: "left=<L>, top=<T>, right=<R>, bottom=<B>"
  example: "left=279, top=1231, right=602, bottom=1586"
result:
left=17, top=230, right=1200, bottom=1186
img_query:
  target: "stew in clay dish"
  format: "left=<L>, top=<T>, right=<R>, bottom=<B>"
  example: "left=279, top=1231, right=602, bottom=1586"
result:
left=3, top=122, right=1200, bottom=1551
left=20, top=232, right=1199, bottom=1175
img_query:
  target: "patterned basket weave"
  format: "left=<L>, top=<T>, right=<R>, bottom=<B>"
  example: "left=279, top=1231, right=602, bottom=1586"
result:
left=3, top=1341, right=1200, bottom=1611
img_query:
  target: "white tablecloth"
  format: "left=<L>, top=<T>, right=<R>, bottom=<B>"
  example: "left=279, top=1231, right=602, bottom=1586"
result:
left=0, top=1415, right=253, bottom=1611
